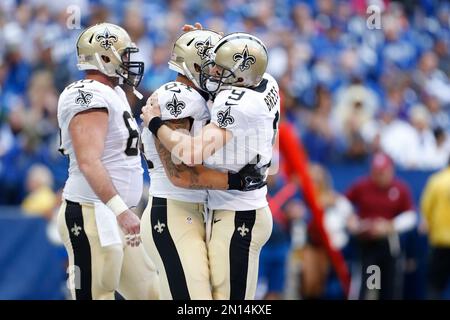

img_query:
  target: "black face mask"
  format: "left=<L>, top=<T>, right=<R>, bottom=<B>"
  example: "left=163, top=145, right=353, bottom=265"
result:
left=118, top=47, right=144, bottom=88
left=199, top=59, right=236, bottom=94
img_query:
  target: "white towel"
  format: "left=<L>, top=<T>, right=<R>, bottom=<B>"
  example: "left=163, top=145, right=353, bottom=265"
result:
left=94, top=202, right=122, bottom=247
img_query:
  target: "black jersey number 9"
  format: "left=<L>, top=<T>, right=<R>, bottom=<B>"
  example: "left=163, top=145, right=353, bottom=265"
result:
left=272, top=110, right=280, bottom=145
left=123, top=111, right=140, bottom=156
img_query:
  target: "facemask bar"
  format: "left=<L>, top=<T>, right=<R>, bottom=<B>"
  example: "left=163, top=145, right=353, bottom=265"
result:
left=117, top=47, right=144, bottom=88
left=199, top=59, right=236, bottom=94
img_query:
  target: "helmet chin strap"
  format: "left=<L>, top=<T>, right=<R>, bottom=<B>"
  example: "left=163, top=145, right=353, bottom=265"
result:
left=182, top=62, right=201, bottom=89
left=119, top=73, right=143, bottom=100
left=231, top=58, right=243, bottom=73
left=94, top=53, right=108, bottom=75
left=132, top=87, right=143, bottom=100
left=95, top=52, right=121, bottom=78
left=92, top=51, right=143, bottom=99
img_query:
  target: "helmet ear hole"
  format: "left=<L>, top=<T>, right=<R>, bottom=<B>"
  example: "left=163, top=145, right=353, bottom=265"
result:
left=101, top=55, right=110, bottom=63
left=237, top=77, right=244, bottom=83
left=194, top=63, right=201, bottom=73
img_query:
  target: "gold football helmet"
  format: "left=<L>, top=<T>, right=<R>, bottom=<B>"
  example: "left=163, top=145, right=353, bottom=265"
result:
left=200, top=32, right=268, bottom=93
left=168, top=29, right=222, bottom=90
left=76, top=22, right=144, bottom=88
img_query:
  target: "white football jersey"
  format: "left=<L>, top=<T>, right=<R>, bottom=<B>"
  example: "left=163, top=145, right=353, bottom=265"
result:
left=205, top=73, right=280, bottom=211
left=57, top=79, right=143, bottom=207
left=141, top=81, right=210, bottom=203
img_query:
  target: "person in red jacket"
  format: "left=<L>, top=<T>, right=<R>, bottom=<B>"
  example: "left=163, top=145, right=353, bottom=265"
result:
left=345, top=152, right=416, bottom=300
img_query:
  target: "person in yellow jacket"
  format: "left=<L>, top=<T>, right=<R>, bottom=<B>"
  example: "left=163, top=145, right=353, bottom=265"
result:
left=22, top=164, right=57, bottom=219
left=421, top=160, right=450, bottom=299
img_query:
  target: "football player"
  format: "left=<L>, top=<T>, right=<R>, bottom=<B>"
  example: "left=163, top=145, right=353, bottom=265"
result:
left=140, top=29, right=266, bottom=300
left=142, top=32, right=280, bottom=300
left=56, top=23, right=159, bottom=300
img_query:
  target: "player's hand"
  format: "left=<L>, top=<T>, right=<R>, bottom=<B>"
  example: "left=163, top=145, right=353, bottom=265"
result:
left=229, top=160, right=269, bottom=191
left=116, top=209, right=141, bottom=247
left=181, top=22, right=224, bottom=36
left=346, top=215, right=361, bottom=235
left=140, top=93, right=161, bottom=127
left=182, top=22, right=203, bottom=32
left=371, top=218, right=394, bottom=238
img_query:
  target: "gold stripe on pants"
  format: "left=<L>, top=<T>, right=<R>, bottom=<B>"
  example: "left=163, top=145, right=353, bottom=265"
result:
left=208, top=206, right=273, bottom=300
left=57, top=200, right=160, bottom=300
left=141, top=196, right=212, bottom=300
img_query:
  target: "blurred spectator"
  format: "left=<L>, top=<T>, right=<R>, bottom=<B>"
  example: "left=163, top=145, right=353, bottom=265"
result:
left=300, top=163, right=353, bottom=299
left=21, top=164, right=57, bottom=219
left=412, top=51, right=450, bottom=107
left=0, top=105, right=42, bottom=204
left=381, top=73, right=416, bottom=121
left=420, top=158, right=450, bottom=299
left=258, top=162, right=304, bottom=300
left=141, top=44, right=175, bottom=92
left=332, top=79, right=379, bottom=160
left=27, top=70, right=59, bottom=140
left=0, top=0, right=448, bottom=300
left=432, top=127, right=450, bottom=168
left=375, top=104, right=449, bottom=170
left=434, top=39, right=450, bottom=76
left=303, top=85, right=343, bottom=163
left=122, top=5, right=153, bottom=72
left=408, top=105, right=449, bottom=169
left=423, top=93, right=450, bottom=132
left=381, top=8, right=417, bottom=71
left=345, top=152, right=416, bottom=300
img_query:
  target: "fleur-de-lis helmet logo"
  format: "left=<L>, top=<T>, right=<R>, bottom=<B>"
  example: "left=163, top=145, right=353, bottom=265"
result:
left=95, top=27, right=118, bottom=50
left=75, top=89, right=93, bottom=106
left=195, top=37, right=213, bottom=60
left=232, top=45, right=256, bottom=72
left=165, top=94, right=186, bottom=117
left=216, top=106, right=235, bottom=128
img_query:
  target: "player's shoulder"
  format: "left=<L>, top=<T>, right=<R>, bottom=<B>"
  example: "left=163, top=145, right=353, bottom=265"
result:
left=235, top=73, right=279, bottom=102
left=243, top=73, right=279, bottom=96
left=61, top=79, right=111, bottom=96
left=263, top=73, right=279, bottom=88
left=58, top=79, right=112, bottom=117
left=156, top=81, right=207, bottom=104
left=156, top=81, right=209, bottom=120
left=59, top=79, right=109, bottom=105
left=254, top=73, right=278, bottom=89
left=211, top=88, right=251, bottom=129
left=213, top=73, right=279, bottom=107
left=212, top=89, right=244, bottom=116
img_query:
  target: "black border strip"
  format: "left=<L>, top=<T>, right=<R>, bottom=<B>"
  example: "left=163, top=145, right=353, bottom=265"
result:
left=65, top=200, right=92, bottom=300
left=150, top=197, right=190, bottom=300
left=229, top=210, right=256, bottom=300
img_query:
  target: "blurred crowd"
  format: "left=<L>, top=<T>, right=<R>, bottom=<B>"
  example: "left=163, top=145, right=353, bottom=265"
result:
left=1, top=0, right=450, bottom=299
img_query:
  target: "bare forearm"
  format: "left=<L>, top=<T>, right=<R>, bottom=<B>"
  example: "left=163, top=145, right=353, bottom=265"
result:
left=188, top=166, right=228, bottom=189
left=155, top=137, right=228, bottom=190
left=157, top=125, right=196, bottom=164
left=79, top=159, right=119, bottom=203
left=155, top=122, right=229, bottom=166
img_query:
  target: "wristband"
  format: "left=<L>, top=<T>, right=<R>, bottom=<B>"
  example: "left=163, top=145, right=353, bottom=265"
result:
left=106, top=195, right=128, bottom=216
left=148, top=117, right=164, bottom=137
left=227, top=172, right=242, bottom=190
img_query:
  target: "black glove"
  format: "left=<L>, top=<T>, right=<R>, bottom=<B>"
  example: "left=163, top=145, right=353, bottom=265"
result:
left=228, top=161, right=269, bottom=191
